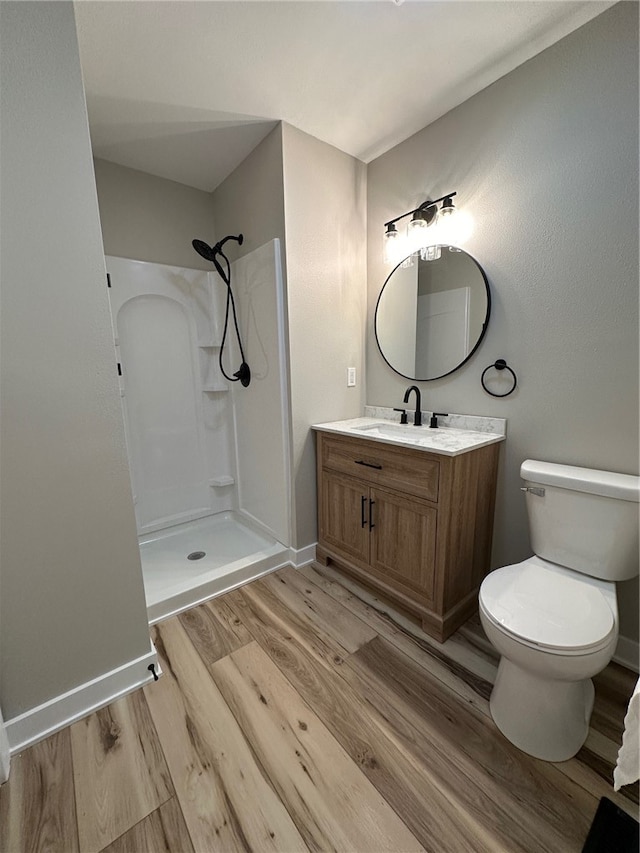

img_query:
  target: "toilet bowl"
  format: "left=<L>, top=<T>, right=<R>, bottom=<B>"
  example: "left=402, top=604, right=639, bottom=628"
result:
left=479, top=556, right=618, bottom=761
left=479, top=460, right=639, bottom=762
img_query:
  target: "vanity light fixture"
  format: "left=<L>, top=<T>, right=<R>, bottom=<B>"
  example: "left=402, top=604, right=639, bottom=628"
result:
left=383, top=191, right=458, bottom=264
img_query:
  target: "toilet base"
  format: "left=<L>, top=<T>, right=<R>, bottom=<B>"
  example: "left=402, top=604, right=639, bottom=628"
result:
left=489, top=657, right=595, bottom=762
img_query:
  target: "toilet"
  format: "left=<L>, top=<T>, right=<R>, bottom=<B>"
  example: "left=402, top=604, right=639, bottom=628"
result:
left=479, top=459, right=639, bottom=762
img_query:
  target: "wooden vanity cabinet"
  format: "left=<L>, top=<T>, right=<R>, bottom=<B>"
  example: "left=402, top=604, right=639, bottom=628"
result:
left=315, top=430, right=500, bottom=642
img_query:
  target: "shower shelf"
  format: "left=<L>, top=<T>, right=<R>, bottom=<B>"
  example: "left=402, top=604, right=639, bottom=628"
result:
left=202, top=385, right=228, bottom=393
left=209, top=475, right=235, bottom=487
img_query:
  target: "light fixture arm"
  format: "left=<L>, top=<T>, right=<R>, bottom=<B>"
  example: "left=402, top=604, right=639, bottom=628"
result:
left=384, top=191, right=457, bottom=229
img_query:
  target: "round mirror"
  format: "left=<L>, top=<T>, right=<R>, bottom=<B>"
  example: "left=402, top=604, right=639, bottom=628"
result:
left=375, top=247, right=490, bottom=381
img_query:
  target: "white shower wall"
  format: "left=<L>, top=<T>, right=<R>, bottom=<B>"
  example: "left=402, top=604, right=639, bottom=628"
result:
left=106, top=240, right=290, bottom=546
left=230, top=239, right=291, bottom=546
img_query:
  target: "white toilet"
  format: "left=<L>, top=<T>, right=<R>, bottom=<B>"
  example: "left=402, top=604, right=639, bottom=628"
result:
left=479, top=459, right=639, bottom=762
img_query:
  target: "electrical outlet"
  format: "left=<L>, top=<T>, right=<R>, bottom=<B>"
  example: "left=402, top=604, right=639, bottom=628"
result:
left=347, top=367, right=356, bottom=387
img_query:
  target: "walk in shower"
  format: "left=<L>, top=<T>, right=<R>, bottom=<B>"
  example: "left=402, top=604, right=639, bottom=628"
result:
left=106, top=239, right=291, bottom=623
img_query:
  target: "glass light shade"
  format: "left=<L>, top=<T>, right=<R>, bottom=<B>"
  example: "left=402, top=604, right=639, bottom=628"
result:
left=435, top=209, right=457, bottom=245
left=383, top=226, right=399, bottom=264
left=408, top=210, right=434, bottom=253
left=440, top=198, right=456, bottom=216
left=400, top=254, right=415, bottom=268
left=440, top=209, right=473, bottom=248
left=408, top=214, right=429, bottom=232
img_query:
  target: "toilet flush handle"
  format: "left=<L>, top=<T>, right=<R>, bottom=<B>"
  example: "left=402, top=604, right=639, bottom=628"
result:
left=521, top=486, right=545, bottom=497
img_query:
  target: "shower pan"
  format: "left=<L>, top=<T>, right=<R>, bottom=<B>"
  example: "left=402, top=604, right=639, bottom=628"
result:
left=106, top=240, right=292, bottom=623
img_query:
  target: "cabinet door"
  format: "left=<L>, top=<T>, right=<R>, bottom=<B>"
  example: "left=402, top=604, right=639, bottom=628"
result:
left=319, top=471, right=370, bottom=567
left=369, top=488, right=437, bottom=606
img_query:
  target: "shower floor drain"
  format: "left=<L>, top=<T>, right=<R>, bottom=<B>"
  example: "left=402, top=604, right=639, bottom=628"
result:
left=187, top=551, right=206, bottom=561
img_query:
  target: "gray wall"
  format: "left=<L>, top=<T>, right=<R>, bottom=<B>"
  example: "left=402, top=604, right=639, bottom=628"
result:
left=211, top=125, right=287, bottom=267
left=0, top=2, right=150, bottom=719
left=94, top=158, right=216, bottom=270
left=366, top=2, right=639, bottom=645
left=282, top=123, right=367, bottom=549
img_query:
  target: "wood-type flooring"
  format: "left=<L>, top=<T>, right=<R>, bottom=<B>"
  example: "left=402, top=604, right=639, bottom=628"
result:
left=1, top=562, right=638, bottom=852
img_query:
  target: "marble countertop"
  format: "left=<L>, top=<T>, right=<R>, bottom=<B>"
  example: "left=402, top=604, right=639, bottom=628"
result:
left=312, top=409, right=506, bottom=457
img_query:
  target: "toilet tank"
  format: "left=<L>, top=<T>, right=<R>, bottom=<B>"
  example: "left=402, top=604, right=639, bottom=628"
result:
left=521, top=460, right=640, bottom=582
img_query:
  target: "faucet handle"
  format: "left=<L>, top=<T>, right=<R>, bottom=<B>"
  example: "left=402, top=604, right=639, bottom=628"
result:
left=429, top=412, right=449, bottom=429
left=393, top=407, right=408, bottom=425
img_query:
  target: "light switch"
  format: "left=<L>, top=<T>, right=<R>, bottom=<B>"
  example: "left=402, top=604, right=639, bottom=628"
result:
left=347, top=367, right=356, bottom=387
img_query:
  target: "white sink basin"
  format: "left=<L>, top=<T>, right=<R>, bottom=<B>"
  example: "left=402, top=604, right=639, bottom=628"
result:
left=312, top=417, right=506, bottom=456
left=358, top=421, right=421, bottom=438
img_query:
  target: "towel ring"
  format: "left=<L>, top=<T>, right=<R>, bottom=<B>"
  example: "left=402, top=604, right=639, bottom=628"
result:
left=481, top=359, right=517, bottom=398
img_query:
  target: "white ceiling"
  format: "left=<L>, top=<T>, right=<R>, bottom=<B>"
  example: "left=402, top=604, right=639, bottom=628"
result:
left=75, top=0, right=614, bottom=193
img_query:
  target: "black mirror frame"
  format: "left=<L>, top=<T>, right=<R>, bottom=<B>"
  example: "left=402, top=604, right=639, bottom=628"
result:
left=374, top=247, right=492, bottom=382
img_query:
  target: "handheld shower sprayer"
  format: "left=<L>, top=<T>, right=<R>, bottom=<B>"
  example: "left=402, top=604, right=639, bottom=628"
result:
left=192, top=233, right=251, bottom=388
left=192, top=233, right=244, bottom=263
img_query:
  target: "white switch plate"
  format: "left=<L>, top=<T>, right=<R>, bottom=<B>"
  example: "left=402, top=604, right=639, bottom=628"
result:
left=347, top=367, right=356, bottom=387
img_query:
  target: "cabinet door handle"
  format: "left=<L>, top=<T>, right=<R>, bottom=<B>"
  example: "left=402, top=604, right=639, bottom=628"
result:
left=361, top=495, right=367, bottom=528
left=369, top=499, right=375, bottom=530
left=355, top=460, right=383, bottom=470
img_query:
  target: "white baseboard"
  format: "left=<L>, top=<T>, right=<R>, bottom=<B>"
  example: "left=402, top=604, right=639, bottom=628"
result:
left=5, top=645, right=158, bottom=755
left=614, top=635, right=639, bottom=673
left=289, top=542, right=316, bottom=568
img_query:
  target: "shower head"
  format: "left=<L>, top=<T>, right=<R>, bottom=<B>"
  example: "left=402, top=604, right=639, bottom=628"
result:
left=192, top=234, right=244, bottom=263
left=192, top=239, right=217, bottom=262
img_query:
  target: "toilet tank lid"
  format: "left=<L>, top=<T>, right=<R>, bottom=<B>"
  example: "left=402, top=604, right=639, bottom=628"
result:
left=521, top=460, right=640, bottom=502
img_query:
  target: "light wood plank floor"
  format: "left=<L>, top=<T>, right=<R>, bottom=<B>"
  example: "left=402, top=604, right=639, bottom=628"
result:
left=1, top=562, right=638, bottom=852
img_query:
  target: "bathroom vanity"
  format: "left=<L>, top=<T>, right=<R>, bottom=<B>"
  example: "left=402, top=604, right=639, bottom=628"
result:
left=313, top=413, right=505, bottom=641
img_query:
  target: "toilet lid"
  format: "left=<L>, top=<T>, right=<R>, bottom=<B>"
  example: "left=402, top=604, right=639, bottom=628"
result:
left=480, top=559, right=615, bottom=651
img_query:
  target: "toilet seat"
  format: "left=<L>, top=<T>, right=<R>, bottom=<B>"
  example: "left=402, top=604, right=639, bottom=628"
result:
left=479, top=556, right=616, bottom=654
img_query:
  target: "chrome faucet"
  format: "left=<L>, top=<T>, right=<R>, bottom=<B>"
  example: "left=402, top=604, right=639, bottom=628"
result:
left=403, top=385, right=422, bottom=426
